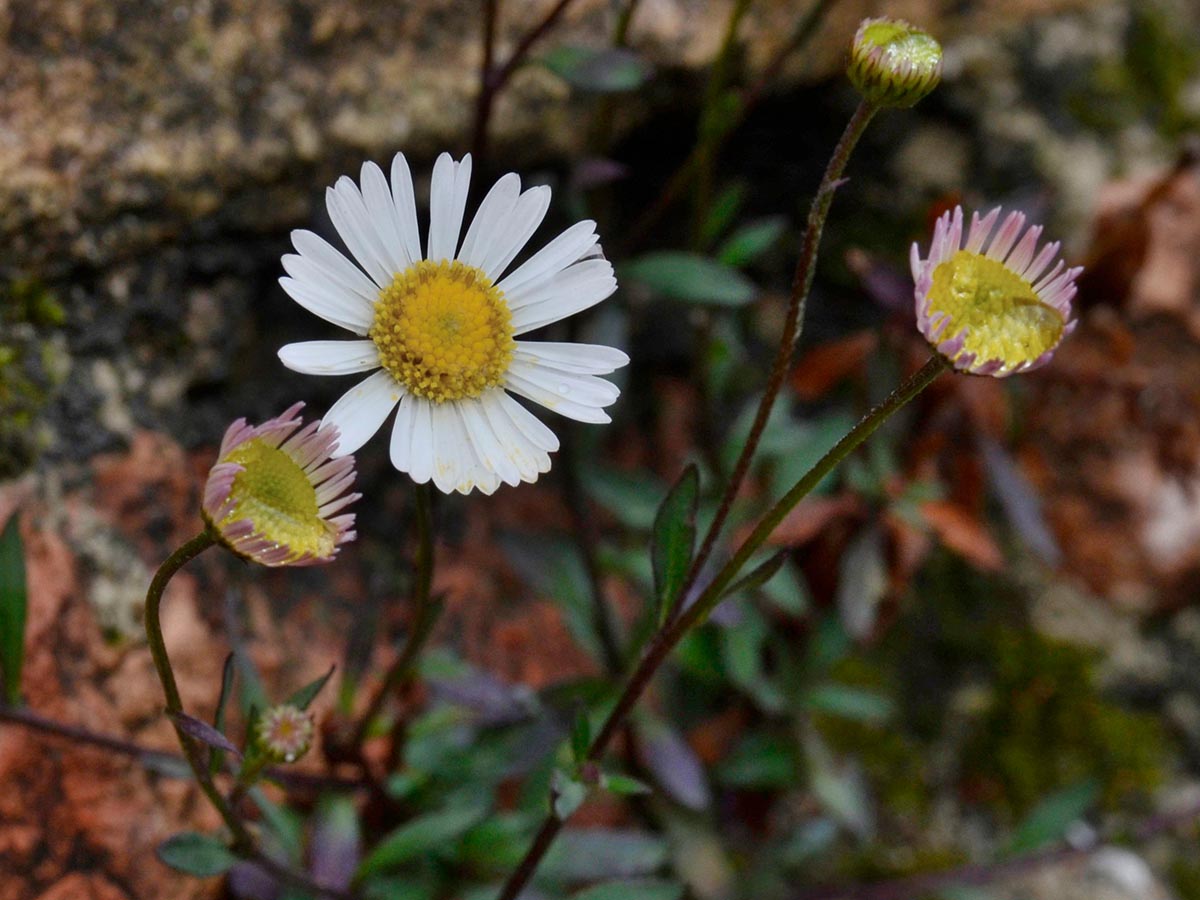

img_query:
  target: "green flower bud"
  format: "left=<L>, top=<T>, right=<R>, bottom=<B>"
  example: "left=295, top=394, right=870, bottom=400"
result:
left=847, top=17, right=943, bottom=108
left=255, top=704, right=315, bottom=763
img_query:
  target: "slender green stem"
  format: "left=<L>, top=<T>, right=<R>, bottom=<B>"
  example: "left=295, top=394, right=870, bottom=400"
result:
left=351, top=484, right=440, bottom=752
left=144, top=530, right=256, bottom=850
left=495, top=355, right=948, bottom=900
left=669, top=98, right=878, bottom=625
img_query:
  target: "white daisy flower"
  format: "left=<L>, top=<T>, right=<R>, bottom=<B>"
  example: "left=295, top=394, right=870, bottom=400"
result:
left=277, top=152, right=627, bottom=495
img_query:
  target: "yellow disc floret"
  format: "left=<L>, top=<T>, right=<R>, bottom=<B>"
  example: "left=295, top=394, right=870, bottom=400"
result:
left=927, top=250, right=1065, bottom=371
left=216, top=438, right=336, bottom=561
left=370, top=260, right=515, bottom=403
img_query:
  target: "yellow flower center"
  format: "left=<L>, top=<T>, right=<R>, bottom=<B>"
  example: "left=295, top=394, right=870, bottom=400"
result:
left=369, top=260, right=515, bottom=403
left=927, top=250, right=1065, bottom=371
left=218, top=438, right=335, bottom=561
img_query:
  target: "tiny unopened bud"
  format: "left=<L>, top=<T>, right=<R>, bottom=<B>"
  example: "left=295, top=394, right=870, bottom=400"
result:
left=847, top=17, right=942, bottom=108
left=256, top=704, right=314, bottom=763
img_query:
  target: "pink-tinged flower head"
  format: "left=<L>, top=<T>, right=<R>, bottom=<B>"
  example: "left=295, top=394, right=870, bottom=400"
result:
left=255, top=704, right=315, bottom=763
left=202, top=402, right=359, bottom=567
left=911, top=206, right=1082, bottom=377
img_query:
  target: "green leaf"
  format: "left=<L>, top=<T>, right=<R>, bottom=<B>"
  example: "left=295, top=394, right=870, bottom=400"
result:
left=541, top=829, right=669, bottom=882
left=700, top=183, right=746, bottom=246
left=586, top=467, right=666, bottom=531
left=571, top=708, right=592, bottom=765
left=541, top=46, right=652, bottom=92
left=722, top=552, right=786, bottom=600
left=572, top=880, right=684, bottom=900
left=718, top=217, right=787, bottom=267
left=623, top=253, right=756, bottom=306
left=356, top=805, right=487, bottom=879
left=1005, top=779, right=1100, bottom=856
left=155, top=832, right=238, bottom=877
left=651, top=464, right=699, bottom=626
left=717, top=733, right=798, bottom=789
left=286, top=663, right=336, bottom=711
left=602, top=772, right=652, bottom=796
left=802, top=684, right=894, bottom=724
left=0, top=514, right=27, bottom=705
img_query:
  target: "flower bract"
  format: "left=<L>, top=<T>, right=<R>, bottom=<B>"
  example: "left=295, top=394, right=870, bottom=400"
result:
left=202, top=402, right=358, bottom=566
left=277, top=152, right=628, bottom=495
left=911, top=206, right=1081, bottom=377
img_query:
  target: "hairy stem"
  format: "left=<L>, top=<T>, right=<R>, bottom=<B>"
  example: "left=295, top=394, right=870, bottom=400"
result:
left=670, top=98, right=878, bottom=624
left=144, top=530, right=254, bottom=850
left=496, top=355, right=947, bottom=900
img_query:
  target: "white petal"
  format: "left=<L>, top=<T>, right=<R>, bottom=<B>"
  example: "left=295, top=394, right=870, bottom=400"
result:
left=481, top=186, right=551, bottom=280
left=322, top=369, right=402, bottom=456
left=360, top=161, right=410, bottom=272
left=460, top=398, right=521, bottom=487
left=458, top=173, right=521, bottom=269
left=389, top=393, right=416, bottom=472
left=507, top=358, right=620, bottom=410
left=409, top=398, right=435, bottom=484
left=430, top=402, right=467, bottom=493
left=480, top=390, right=550, bottom=480
left=509, top=260, right=617, bottom=335
left=505, top=372, right=612, bottom=424
left=497, top=220, right=599, bottom=295
left=427, top=153, right=472, bottom=262
left=290, top=230, right=380, bottom=305
left=514, top=341, right=629, bottom=375
left=390, top=153, right=424, bottom=264
left=497, top=391, right=560, bottom=453
left=326, top=178, right=395, bottom=287
left=279, top=276, right=372, bottom=335
left=279, top=341, right=380, bottom=375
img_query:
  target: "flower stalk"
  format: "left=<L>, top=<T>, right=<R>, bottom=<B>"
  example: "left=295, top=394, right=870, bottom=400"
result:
left=496, top=354, right=949, bottom=900
left=143, top=529, right=255, bottom=851
left=669, top=97, right=879, bottom=625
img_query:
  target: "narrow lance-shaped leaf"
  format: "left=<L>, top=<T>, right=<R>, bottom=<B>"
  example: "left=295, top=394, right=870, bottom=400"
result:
left=1005, top=779, right=1100, bottom=856
left=718, top=216, right=787, bottom=268
left=156, top=832, right=238, bottom=877
left=622, top=253, right=756, bottom=307
left=570, top=707, right=592, bottom=765
left=210, top=652, right=236, bottom=776
left=721, top=552, right=786, bottom=600
left=651, top=464, right=699, bottom=626
left=0, top=515, right=27, bottom=705
left=169, top=711, right=242, bottom=759
left=287, top=663, right=336, bottom=711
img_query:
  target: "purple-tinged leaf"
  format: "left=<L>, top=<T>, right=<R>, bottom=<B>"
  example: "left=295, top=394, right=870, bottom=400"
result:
left=979, top=436, right=1062, bottom=566
left=636, top=718, right=711, bottom=811
left=309, top=795, right=361, bottom=890
left=169, top=711, right=241, bottom=759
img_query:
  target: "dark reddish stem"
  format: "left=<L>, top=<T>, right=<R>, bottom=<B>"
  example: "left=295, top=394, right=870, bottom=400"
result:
left=667, top=99, right=877, bottom=625
left=472, top=0, right=582, bottom=162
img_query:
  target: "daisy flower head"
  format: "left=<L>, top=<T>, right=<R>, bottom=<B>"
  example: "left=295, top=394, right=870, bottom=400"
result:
left=255, top=704, right=315, bottom=763
left=202, top=402, right=359, bottom=566
left=277, top=152, right=628, bottom=495
left=911, top=206, right=1081, bottom=377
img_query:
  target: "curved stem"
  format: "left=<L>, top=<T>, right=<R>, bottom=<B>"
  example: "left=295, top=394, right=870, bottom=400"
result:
left=495, top=355, right=947, bottom=900
left=668, top=98, right=878, bottom=625
left=352, top=483, right=439, bottom=752
left=144, top=530, right=256, bottom=850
